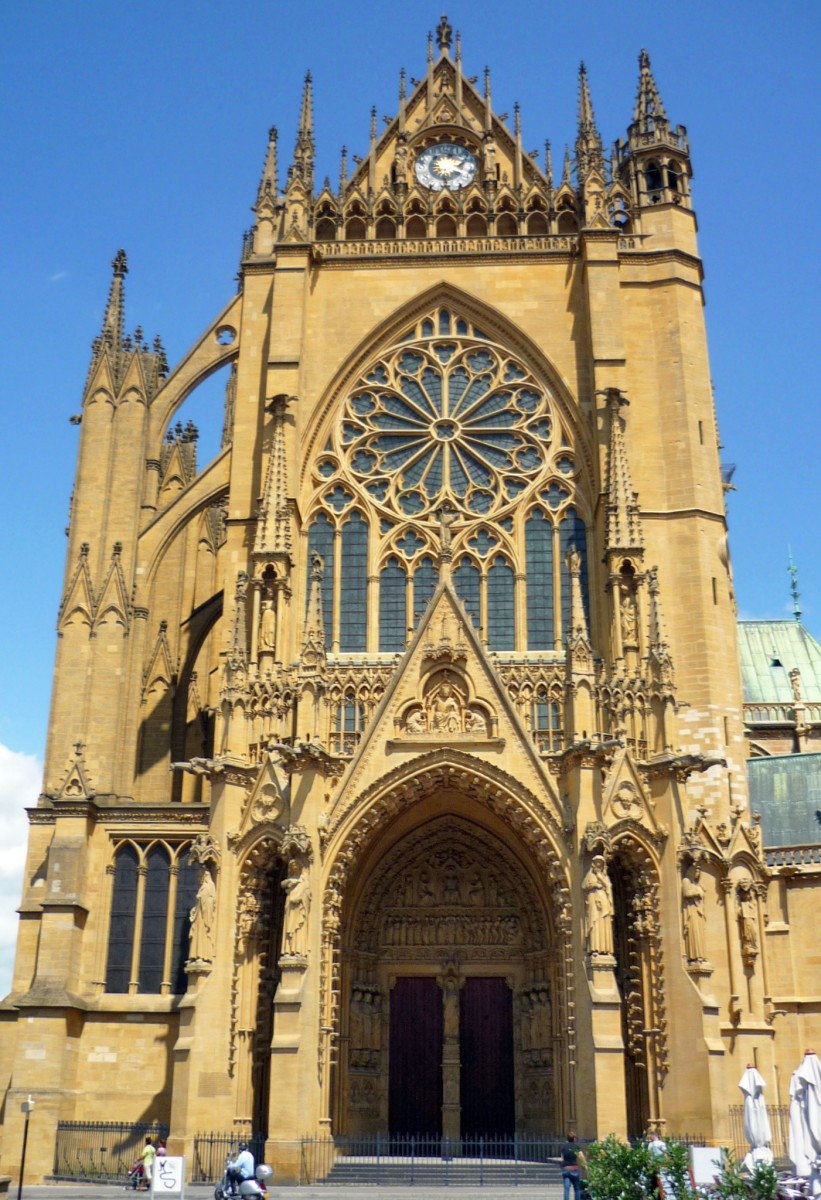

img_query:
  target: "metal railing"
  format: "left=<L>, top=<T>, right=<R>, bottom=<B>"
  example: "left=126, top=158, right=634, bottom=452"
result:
left=191, top=1132, right=266, bottom=1183
left=53, top=1120, right=169, bottom=1182
left=299, top=1132, right=569, bottom=1186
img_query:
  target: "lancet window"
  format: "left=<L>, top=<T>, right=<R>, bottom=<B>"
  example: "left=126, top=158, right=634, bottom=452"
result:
left=105, top=841, right=199, bottom=994
left=304, top=307, right=590, bottom=654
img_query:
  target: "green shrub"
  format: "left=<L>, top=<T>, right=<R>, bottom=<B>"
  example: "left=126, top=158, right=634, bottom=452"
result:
left=585, top=1135, right=653, bottom=1200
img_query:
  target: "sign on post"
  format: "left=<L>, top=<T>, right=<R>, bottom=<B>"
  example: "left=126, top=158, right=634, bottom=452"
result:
left=151, top=1156, right=185, bottom=1200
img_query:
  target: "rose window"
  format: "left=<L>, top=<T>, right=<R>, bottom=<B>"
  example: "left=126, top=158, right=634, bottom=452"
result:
left=335, top=319, right=556, bottom=522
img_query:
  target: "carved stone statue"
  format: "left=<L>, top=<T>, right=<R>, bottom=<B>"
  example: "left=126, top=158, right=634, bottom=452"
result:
left=737, top=878, right=758, bottom=965
left=482, top=134, right=497, bottom=179
left=430, top=682, right=461, bottom=732
left=405, top=708, right=427, bottom=734
left=682, top=865, right=707, bottom=962
left=188, top=868, right=216, bottom=964
left=582, top=854, right=614, bottom=956
left=259, top=595, right=276, bottom=652
left=436, top=501, right=458, bottom=553
left=620, top=586, right=638, bottom=644
left=464, top=708, right=488, bottom=734
left=282, top=859, right=311, bottom=959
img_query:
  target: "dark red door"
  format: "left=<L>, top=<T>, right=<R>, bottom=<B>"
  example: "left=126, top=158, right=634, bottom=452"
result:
left=389, top=977, right=443, bottom=1135
left=460, top=977, right=515, bottom=1136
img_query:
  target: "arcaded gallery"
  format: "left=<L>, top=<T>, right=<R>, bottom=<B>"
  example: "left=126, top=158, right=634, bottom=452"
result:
left=3, top=16, right=820, bottom=1185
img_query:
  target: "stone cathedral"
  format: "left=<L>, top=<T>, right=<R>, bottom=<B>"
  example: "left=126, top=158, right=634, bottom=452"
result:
left=3, top=18, right=820, bottom=1184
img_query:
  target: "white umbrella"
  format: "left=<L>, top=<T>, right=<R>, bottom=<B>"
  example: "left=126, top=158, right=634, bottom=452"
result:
left=789, top=1051, right=821, bottom=1196
left=739, top=1065, right=773, bottom=1170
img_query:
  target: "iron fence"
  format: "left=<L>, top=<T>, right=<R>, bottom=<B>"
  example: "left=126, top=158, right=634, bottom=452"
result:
left=299, top=1132, right=572, bottom=1186
left=53, top=1120, right=169, bottom=1182
left=666, top=1106, right=790, bottom=1167
left=191, top=1132, right=267, bottom=1183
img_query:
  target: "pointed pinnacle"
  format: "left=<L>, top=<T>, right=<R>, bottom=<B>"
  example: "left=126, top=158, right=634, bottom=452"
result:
left=338, top=145, right=348, bottom=196
left=634, top=47, right=667, bottom=129
left=256, top=126, right=278, bottom=205
left=399, top=67, right=406, bottom=103
left=101, top=249, right=128, bottom=351
left=484, top=66, right=491, bottom=100
left=545, top=140, right=554, bottom=184
left=514, top=101, right=521, bottom=138
left=370, top=105, right=378, bottom=142
left=578, top=61, right=595, bottom=130
left=299, top=70, right=314, bottom=133
left=562, top=145, right=572, bottom=185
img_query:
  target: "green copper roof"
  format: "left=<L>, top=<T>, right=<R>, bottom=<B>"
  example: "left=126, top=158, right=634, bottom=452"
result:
left=737, top=620, right=821, bottom=704
left=748, top=753, right=821, bottom=848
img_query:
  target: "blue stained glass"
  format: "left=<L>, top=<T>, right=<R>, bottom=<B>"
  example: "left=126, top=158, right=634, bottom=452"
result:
left=326, top=485, right=353, bottom=511
left=500, top=518, right=513, bottom=532
left=421, top=367, right=443, bottom=414
left=380, top=518, right=395, bottom=533
left=401, top=377, right=437, bottom=417
left=448, top=366, right=470, bottom=409
left=351, top=449, right=377, bottom=474
left=375, top=432, right=427, bottom=455
left=454, top=558, right=481, bottom=627
left=399, top=352, right=424, bottom=374
left=516, top=447, right=541, bottom=471
left=401, top=446, right=435, bottom=487
left=439, top=309, right=451, bottom=335
left=366, top=365, right=389, bottom=384
left=400, top=490, right=425, bottom=515
left=422, top=449, right=443, bottom=493
left=456, top=319, right=469, bottom=335
left=517, top=389, right=541, bottom=412
left=396, top=530, right=425, bottom=557
left=453, top=376, right=491, bottom=417
left=434, top=343, right=456, bottom=363
left=469, top=529, right=498, bottom=556
left=504, top=363, right=526, bottom=382
left=488, top=558, right=515, bottom=650
left=506, top=478, right=527, bottom=498
left=139, top=845, right=170, bottom=993
left=541, top=483, right=569, bottom=508
left=464, top=391, right=511, bottom=422
left=526, top=509, right=554, bottom=649
left=466, top=440, right=515, bottom=470
left=560, top=508, right=589, bottom=636
left=472, top=328, right=490, bottom=340
left=467, top=350, right=494, bottom=373
left=318, top=459, right=336, bottom=478
left=342, top=422, right=361, bottom=443
left=450, top=456, right=469, bottom=496
left=413, top=556, right=439, bottom=620
left=421, top=319, right=434, bottom=337
left=106, top=845, right=138, bottom=993
left=457, top=449, right=492, bottom=488
left=352, top=393, right=376, bottom=416
left=307, top=513, right=335, bottom=640
left=380, top=557, right=407, bottom=652
left=367, top=480, right=388, bottom=501
left=556, top=457, right=575, bottom=475
left=382, top=395, right=427, bottom=422
left=340, top=512, right=368, bottom=651
left=468, top=490, right=494, bottom=513
left=530, top=419, right=551, bottom=440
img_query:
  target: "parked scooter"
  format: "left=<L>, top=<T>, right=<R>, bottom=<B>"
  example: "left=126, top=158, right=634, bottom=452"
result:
left=215, top=1159, right=273, bottom=1200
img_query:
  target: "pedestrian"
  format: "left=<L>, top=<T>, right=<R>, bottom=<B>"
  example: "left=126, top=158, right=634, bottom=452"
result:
left=647, top=1130, right=669, bottom=1199
left=561, top=1133, right=583, bottom=1200
left=139, top=1137, right=156, bottom=1191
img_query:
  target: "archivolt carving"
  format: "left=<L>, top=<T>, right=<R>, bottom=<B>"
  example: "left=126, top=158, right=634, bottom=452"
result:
left=229, top=835, right=283, bottom=1078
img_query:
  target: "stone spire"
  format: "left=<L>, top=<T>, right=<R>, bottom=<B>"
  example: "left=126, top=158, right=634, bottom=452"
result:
left=483, top=66, right=492, bottom=132
left=300, top=550, right=327, bottom=674
left=603, top=387, right=644, bottom=556
left=86, top=250, right=127, bottom=392
left=633, top=49, right=668, bottom=138
left=368, top=105, right=378, bottom=194
left=256, top=126, right=279, bottom=208
left=576, top=62, right=604, bottom=177
left=338, top=145, right=348, bottom=200
left=561, top=145, right=572, bottom=187
left=254, top=394, right=293, bottom=561
left=291, top=72, right=315, bottom=193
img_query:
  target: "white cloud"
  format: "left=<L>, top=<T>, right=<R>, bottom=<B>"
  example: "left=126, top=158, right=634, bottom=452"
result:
left=0, top=744, right=42, bottom=998
left=49, top=271, right=69, bottom=283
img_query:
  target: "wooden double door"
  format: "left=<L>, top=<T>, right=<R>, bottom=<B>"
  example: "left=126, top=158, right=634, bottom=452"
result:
left=388, top=976, right=514, bottom=1137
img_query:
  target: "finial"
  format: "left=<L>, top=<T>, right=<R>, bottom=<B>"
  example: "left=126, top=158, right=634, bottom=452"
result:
left=633, top=47, right=668, bottom=133
left=788, top=549, right=802, bottom=622
left=514, top=101, right=521, bottom=137
left=545, top=139, right=554, bottom=185
left=436, top=13, right=453, bottom=52
left=256, top=126, right=279, bottom=206
left=399, top=67, right=406, bottom=104
left=427, top=30, right=434, bottom=63
left=455, top=31, right=462, bottom=64
left=338, top=145, right=348, bottom=197
left=484, top=65, right=491, bottom=100
left=370, top=105, right=378, bottom=142
left=112, top=249, right=128, bottom=279
left=562, top=144, right=572, bottom=186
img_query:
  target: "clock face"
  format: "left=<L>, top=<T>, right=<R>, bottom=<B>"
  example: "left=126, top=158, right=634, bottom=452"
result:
left=414, top=142, right=477, bottom=192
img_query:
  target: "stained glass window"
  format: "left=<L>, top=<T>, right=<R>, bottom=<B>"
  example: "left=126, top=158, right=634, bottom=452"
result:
left=559, top=507, right=589, bottom=636
left=380, top=557, right=407, bottom=652
left=413, top=556, right=439, bottom=622
left=340, top=512, right=368, bottom=651
left=487, top=557, right=515, bottom=650
left=139, top=845, right=170, bottom=993
left=454, top=558, right=481, bottom=629
left=526, top=510, right=554, bottom=649
left=170, top=852, right=200, bottom=994
left=105, top=844, right=138, bottom=993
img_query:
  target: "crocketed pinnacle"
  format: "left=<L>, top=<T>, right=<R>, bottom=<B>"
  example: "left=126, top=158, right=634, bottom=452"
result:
left=100, top=249, right=128, bottom=357
left=604, top=388, right=644, bottom=554
left=633, top=48, right=668, bottom=136
left=290, top=72, right=315, bottom=193
left=256, top=126, right=279, bottom=207
left=301, top=549, right=327, bottom=669
left=254, top=395, right=292, bottom=559
left=576, top=62, right=604, bottom=177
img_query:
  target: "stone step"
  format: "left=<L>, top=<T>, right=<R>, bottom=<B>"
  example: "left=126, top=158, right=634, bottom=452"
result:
left=323, top=1158, right=563, bottom=1186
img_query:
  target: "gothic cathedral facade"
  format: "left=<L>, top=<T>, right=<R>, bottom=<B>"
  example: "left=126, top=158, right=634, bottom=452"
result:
left=3, top=20, right=812, bottom=1182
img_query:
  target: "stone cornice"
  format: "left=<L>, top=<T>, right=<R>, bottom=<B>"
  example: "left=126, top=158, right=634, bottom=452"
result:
left=28, top=800, right=210, bottom=827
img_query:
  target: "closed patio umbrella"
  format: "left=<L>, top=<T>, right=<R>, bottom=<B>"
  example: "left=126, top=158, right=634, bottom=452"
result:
left=789, top=1050, right=821, bottom=1196
left=739, top=1065, right=773, bottom=1170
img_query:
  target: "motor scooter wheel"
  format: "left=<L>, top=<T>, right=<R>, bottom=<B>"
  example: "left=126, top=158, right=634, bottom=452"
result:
left=215, top=1187, right=226, bottom=1200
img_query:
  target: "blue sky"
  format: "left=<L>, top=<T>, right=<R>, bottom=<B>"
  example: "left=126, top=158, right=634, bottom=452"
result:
left=0, top=1, right=819, bottom=987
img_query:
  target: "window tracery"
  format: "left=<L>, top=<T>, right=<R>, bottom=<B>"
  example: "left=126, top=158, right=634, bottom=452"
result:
left=305, top=307, right=590, bottom=655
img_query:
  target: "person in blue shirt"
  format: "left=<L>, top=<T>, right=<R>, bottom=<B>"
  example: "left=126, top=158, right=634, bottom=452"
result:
left=227, top=1143, right=255, bottom=1196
